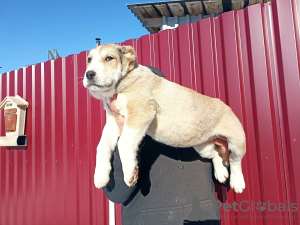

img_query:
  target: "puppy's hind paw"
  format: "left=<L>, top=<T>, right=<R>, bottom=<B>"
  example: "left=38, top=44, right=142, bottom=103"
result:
left=230, top=172, right=245, bottom=193
left=214, top=165, right=229, bottom=184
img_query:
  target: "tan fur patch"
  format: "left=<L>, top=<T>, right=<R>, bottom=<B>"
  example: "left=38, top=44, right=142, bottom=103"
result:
left=125, top=99, right=159, bottom=129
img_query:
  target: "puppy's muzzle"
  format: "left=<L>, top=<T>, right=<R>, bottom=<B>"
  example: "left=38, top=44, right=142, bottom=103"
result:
left=86, top=70, right=96, bottom=80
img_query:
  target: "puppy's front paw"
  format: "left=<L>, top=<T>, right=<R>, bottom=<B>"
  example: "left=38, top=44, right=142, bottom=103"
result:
left=94, top=169, right=110, bottom=189
left=230, top=171, right=245, bottom=193
left=124, top=167, right=139, bottom=187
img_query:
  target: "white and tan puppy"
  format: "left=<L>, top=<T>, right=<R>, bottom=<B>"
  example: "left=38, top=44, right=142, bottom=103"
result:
left=83, top=43, right=246, bottom=193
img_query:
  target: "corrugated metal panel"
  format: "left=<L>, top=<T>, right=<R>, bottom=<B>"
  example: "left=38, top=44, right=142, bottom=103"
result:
left=119, top=0, right=299, bottom=224
left=0, top=0, right=299, bottom=224
left=0, top=53, right=109, bottom=225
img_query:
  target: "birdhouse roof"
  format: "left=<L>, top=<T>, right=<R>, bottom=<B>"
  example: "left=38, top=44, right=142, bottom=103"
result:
left=0, top=95, right=29, bottom=110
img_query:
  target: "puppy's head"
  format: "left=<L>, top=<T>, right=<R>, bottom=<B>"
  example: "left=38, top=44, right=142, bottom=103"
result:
left=83, top=43, right=136, bottom=99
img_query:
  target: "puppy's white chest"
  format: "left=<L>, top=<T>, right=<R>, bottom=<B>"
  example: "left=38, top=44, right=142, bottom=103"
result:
left=114, top=94, right=128, bottom=117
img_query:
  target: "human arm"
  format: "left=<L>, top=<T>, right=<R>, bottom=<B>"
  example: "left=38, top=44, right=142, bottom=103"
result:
left=211, top=136, right=230, bottom=167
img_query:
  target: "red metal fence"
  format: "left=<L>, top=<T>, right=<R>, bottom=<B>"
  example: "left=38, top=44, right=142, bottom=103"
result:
left=1, top=0, right=299, bottom=224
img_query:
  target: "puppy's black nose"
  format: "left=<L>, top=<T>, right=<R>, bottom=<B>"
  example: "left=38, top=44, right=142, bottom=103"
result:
left=86, top=71, right=96, bottom=80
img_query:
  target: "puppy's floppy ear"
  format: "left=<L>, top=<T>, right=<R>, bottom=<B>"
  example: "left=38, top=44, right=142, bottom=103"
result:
left=121, top=46, right=137, bottom=74
left=121, top=46, right=136, bottom=60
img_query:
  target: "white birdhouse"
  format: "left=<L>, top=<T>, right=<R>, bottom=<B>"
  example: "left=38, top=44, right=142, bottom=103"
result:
left=0, top=95, right=29, bottom=147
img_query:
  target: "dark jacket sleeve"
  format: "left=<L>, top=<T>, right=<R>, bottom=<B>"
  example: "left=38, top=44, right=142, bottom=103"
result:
left=103, top=147, right=137, bottom=204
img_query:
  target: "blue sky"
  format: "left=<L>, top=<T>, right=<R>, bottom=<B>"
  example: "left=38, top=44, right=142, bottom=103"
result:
left=0, top=0, right=153, bottom=74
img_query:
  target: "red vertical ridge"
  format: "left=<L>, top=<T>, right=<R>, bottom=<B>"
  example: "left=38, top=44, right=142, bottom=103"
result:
left=86, top=52, right=94, bottom=225
left=22, top=67, right=27, bottom=225
left=62, top=57, right=69, bottom=224
left=11, top=70, right=17, bottom=224
left=100, top=100, right=109, bottom=225
left=50, top=60, right=56, bottom=225
left=190, top=23, right=197, bottom=91
left=43, top=60, right=53, bottom=225
left=54, top=57, right=64, bottom=223
left=195, top=22, right=205, bottom=94
left=31, top=66, right=37, bottom=225
left=210, top=17, right=220, bottom=99
left=150, top=34, right=155, bottom=67
left=65, top=54, right=75, bottom=225
left=16, top=68, right=24, bottom=225
left=40, top=63, right=46, bottom=224
left=77, top=51, right=88, bottom=225
left=173, top=28, right=181, bottom=85
left=153, top=33, right=160, bottom=69
left=74, top=54, right=80, bottom=224
left=191, top=22, right=203, bottom=93
left=291, top=0, right=300, bottom=80
left=34, top=63, right=42, bottom=224
left=24, top=66, right=33, bottom=225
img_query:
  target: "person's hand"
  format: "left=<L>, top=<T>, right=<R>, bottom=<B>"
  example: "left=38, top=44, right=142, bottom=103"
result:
left=109, top=95, right=125, bottom=133
left=211, top=136, right=230, bottom=167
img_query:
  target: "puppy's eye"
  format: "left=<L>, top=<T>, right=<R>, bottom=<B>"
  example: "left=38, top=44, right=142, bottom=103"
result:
left=87, top=57, right=92, bottom=63
left=105, top=56, right=114, bottom=61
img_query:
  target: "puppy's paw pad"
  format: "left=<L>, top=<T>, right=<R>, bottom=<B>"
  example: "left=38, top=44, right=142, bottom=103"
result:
left=124, top=168, right=139, bottom=187
left=214, top=165, right=229, bottom=183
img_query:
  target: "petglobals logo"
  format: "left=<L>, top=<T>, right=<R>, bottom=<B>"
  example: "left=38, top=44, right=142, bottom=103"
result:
left=217, top=200, right=298, bottom=212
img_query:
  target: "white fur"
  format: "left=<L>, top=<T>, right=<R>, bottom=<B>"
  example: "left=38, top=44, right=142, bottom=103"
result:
left=94, top=103, right=120, bottom=188
left=117, top=127, right=144, bottom=187
left=114, top=93, right=127, bottom=117
left=213, top=155, right=229, bottom=184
